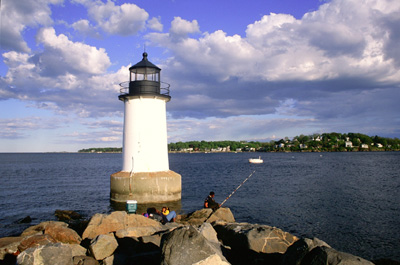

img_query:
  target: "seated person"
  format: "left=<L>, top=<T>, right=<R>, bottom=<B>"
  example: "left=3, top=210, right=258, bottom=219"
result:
left=161, top=206, right=176, bottom=223
left=204, top=191, right=220, bottom=210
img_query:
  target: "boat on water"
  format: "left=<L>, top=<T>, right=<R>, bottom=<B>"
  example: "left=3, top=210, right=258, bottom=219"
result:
left=249, top=156, right=263, bottom=164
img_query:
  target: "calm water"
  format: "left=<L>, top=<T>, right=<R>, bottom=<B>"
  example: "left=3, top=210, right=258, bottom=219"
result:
left=0, top=152, right=399, bottom=261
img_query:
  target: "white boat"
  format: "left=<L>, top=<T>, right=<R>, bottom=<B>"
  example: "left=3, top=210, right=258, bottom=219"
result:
left=249, top=156, right=263, bottom=164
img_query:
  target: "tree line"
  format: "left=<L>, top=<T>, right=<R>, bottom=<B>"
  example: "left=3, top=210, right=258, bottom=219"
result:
left=78, top=132, right=400, bottom=153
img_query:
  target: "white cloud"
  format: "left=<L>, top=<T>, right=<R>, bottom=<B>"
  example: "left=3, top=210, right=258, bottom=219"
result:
left=35, top=27, right=111, bottom=76
left=0, top=0, right=63, bottom=52
left=170, top=17, right=200, bottom=38
left=77, top=0, right=149, bottom=36
left=148, top=17, right=163, bottom=32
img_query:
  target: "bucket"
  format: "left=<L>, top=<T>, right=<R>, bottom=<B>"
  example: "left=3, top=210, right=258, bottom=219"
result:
left=126, top=200, right=137, bottom=213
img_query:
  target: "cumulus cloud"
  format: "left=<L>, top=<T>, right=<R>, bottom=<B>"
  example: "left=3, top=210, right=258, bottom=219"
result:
left=72, top=19, right=102, bottom=38
left=148, top=17, right=163, bottom=32
left=170, top=17, right=200, bottom=38
left=0, top=26, right=128, bottom=118
left=35, top=27, right=111, bottom=75
left=73, top=0, right=149, bottom=36
left=146, top=0, right=400, bottom=126
left=0, top=0, right=63, bottom=52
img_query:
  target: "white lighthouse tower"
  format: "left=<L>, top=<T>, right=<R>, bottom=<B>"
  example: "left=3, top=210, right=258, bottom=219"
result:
left=110, top=52, right=181, bottom=203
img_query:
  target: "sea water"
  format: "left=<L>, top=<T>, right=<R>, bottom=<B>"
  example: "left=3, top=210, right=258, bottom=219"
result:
left=0, top=152, right=399, bottom=261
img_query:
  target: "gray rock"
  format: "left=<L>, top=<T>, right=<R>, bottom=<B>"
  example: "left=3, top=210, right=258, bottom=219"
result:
left=301, top=246, right=375, bottom=265
left=281, top=237, right=331, bottom=265
left=89, top=233, right=118, bottom=261
left=198, top=222, right=219, bottom=244
left=17, top=242, right=73, bottom=265
left=161, top=226, right=230, bottom=265
left=213, top=222, right=298, bottom=254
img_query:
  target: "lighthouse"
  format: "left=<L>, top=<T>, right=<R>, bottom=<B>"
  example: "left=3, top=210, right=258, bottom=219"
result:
left=110, top=52, right=181, bottom=203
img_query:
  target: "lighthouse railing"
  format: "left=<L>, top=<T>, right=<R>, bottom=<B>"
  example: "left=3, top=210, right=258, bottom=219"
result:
left=119, top=81, right=170, bottom=96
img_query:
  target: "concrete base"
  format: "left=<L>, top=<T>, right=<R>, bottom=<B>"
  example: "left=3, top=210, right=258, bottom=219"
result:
left=110, top=170, right=181, bottom=203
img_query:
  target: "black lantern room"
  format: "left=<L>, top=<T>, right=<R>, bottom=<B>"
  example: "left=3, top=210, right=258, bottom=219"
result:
left=119, top=52, right=170, bottom=101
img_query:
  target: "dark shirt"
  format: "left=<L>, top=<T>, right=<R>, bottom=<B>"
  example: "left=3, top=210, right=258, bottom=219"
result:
left=204, top=195, right=219, bottom=209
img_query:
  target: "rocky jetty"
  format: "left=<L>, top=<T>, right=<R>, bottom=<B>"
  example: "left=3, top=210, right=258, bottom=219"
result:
left=0, top=208, right=395, bottom=265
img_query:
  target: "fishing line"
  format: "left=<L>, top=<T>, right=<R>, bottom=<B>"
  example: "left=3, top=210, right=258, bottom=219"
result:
left=220, top=170, right=256, bottom=207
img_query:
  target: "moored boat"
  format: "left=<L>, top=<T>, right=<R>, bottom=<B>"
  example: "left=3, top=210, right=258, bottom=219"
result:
left=249, top=156, right=263, bottom=164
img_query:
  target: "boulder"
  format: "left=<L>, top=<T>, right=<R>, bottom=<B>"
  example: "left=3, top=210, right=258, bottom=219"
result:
left=89, top=233, right=118, bottom=261
left=44, top=222, right=82, bottom=244
left=0, top=236, right=23, bottom=260
left=82, top=211, right=162, bottom=239
left=281, top=237, right=331, bottom=265
left=17, top=242, right=73, bottom=265
left=102, top=255, right=114, bottom=265
left=73, top=255, right=99, bottom=265
left=115, top=226, right=160, bottom=238
left=161, top=226, right=230, bottom=265
left=68, top=243, right=87, bottom=257
left=207, top=208, right=235, bottom=223
left=301, top=246, right=375, bottom=265
left=214, top=222, right=298, bottom=254
left=198, top=222, right=219, bottom=244
left=179, top=208, right=235, bottom=225
left=55, top=210, right=82, bottom=221
left=18, top=234, right=57, bottom=252
left=21, top=221, right=68, bottom=237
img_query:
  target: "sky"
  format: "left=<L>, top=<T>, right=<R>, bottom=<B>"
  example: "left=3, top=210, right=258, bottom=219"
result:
left=1, top=0, right=400, bottom=152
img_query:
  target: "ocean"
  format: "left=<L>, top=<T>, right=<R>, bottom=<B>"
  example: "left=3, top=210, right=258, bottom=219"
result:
left=0, top=152, right=399, bottom=261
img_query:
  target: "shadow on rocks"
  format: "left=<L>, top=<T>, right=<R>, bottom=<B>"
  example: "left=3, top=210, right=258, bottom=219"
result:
left=221, top=246, right=283, bottom=265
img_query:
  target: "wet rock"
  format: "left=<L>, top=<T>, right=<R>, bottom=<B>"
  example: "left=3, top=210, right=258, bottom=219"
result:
left=18, top=216, right=32, bottom=224
left=17, top=242, right=73, bottom=265
left=214, top=222, right=298, bottom=254
left=161, top=226, right=230, bottom=265
left=82, top=211, right=162, bottom=240
left=55, top=210, right=82, bottom=221
left=89, top=233, right=118, bottom=261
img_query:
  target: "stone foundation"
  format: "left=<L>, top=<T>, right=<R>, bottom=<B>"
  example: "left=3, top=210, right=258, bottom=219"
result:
left=110, top=170, right=181, bottom=203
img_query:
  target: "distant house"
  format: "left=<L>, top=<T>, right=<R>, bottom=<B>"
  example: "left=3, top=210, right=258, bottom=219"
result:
left=278, top=143, right=285, bottom=148
left=300, top=144, right=307, bottom=149
left=376, top=143, right=383, bottom=148
left=345, top=141, right=353, bottom=148
left=361, top=144, right=369, bottom=149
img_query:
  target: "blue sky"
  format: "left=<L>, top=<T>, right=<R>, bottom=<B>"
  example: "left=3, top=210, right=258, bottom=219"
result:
left=1, top=0, right=399, bottom=152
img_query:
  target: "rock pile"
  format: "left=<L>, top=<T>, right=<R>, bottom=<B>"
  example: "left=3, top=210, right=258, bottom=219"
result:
left=0, top=208, right=385, bottom=265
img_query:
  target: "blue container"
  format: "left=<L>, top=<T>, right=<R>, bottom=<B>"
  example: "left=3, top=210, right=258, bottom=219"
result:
left=126, top=200, right=137, bottom=213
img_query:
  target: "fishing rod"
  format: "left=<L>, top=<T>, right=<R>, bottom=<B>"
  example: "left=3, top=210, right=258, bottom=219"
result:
left=220, top=170, right=256, bottom=207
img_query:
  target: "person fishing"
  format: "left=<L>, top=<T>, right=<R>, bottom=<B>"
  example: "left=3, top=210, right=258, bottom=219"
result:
left=204, top=191, right=220, bottom=210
